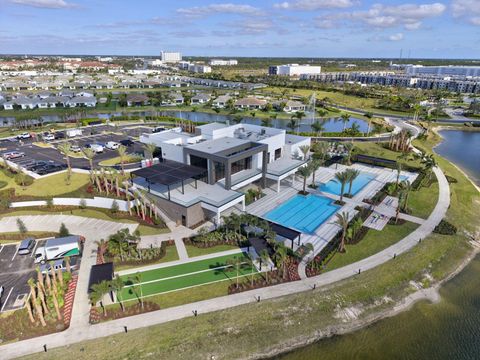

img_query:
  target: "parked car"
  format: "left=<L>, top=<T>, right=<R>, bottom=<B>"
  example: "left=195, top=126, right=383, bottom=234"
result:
left=54, top=132, right=65, bottom=139
left=105, top=141, right=120, bottom=150
left=89, top=144, right=104, bottom=153
left=16, top=132, right=31, bottom=139
left=70, top=145, right=82, bottom=153
left=18, top=238, right=36, bottom=255
left=2, top=151, right=25, bottom=160
left=152, top=127, right=166, bottom=133
left=43, top=133, right=55, bottom=141
left=27, top=160, right=52, bottom=171
left=36, top=163, right=66, bottom=175
left=119, top=139, right=134, bottom=147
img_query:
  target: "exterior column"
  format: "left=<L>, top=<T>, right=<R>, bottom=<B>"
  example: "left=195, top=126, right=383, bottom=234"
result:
left=225, top=160, right=231, bottom=190
left=242, top=198, right=246, bottom=211
left=216, top=210, right=221, bottom=225
left=261, top=150, right=268, bottom=189
left=207, top=159, right=215, bottom=185
left=277, top=179, right=280, bottom=193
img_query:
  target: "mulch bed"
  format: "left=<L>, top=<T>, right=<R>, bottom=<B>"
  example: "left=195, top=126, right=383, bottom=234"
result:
left=90, top=302, right=160, bottom=324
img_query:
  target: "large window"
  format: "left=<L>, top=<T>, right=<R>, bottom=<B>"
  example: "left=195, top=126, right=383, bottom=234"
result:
left=189, top=155, right=207, bottom=170
left=231, top=156, right=252, bottom=176
left=214, top=161, right=225, bottom=182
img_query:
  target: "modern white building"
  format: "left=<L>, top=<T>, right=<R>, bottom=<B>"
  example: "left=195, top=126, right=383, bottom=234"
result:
left=405, top=65, right=480, bottom=77
left=269, top=64, right=321, bottom=77
left=135, top=123, right=310, bottom=226
left=160, top=51, right=182, bottom=63
left=209, top=59, right=238, bottom=66
left=188, top=64, right=212, bottom=74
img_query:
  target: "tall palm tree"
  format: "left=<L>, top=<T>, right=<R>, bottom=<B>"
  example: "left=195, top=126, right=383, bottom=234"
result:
left=117, top=145, right=128, bottom=174
left=299, top=144, right=310, bottom=160
left=273, top=244, right=289, bottom=280
left=421, top=154, right=437, bottom=182
left=395, top=189, right=406, bottom=224
left=399, top=180, right=412, bottom=212
left=111, top=275, right=125, bottom=312
left=309, top=159, right=322, bottom=187
left=340, top=113, right=350, bottom=132
left=89, top=281, right=110, bottom=316
left=312, top=141, right=329, bottom=165
left=227, top=256, right=244, bottom=289
left=286, top=117, right=297, bottom=133
left=261, top=118, right=272, bottom=127
left=334, top=211, right=350, bottom=253
left=343, top=143, right=353, bottom=165
left=311, top=120, right=325, bottom=137
left=83, top=147, right=96, bottom=184
left=345, top=169, right=360, bottom=196
left=260, top=249, right=270, bottom=282
left=396, top=162, right=402, bottom=187
left=334, top=171, right=350, bottom=202
left=133, top=273, right=144, bottom=308
left=94, top=239, right=108, bottom=264
left=143, top=143, right=157, bottom=163
left=296, top=165, right=312, bottom=194
left=57, top=142, right=72, bottom=183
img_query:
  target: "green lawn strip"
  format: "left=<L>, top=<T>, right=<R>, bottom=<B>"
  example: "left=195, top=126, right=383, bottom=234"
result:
left=407, top=180, right=439, bottom=219
left=185, top=244, right=239, bottom=258
left=325, top=221, right=420, bottom=271
left=1, top=208, right=137, bottom=223
left=352, top=142, right=423, bottom=168
left=121, top=264, right=256, bottom=301
left=120, top=252, right=249, bottom=284
left=114, top=246, right=179, bottom=272
left=0, top=231, right=59, bottom=244
left=136, top=224, right=170, bottom=236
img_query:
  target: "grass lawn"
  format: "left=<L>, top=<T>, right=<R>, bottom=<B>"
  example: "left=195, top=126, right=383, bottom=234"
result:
left=136, top=224, right=170, bottom=236
left=98, top=155, right=142, bottom=167
left=0, top=231, right=58, bottom=244
left=352, top=142, right=423, bottom=168
left=325, top=221, right=420, bottom=271
left=120, top=252, right=252, bottom=301
left=114, top=245, right=180, bottom=272
left=185, top=244, right=239, bottom=258
left=0, top=170, right=90, bottom=198
left=408, top=180, right=439, bottom=219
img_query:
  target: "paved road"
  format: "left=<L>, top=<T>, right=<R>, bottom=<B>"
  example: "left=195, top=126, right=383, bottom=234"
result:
left=0, top=164, right=450, bottom=360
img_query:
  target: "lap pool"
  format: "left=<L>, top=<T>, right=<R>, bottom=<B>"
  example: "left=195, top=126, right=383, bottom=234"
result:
left=264, top=194, right=339, bottom=234
left=320, top=172, right=375, bottom=196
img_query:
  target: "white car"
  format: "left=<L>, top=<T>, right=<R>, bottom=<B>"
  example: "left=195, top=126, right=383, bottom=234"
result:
left=3, top=151, right=25, bottom=160
left=90, top=144, right=104, bottom=153
left=105, top=141, right=120, bottom=150
left=16, top=132, right=31, bottom=139
left=70, top=145, right=82, bottom=153
left=43, top=133, right=55, bottom=141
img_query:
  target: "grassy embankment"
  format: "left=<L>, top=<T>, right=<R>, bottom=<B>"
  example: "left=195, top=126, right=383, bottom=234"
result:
left=17, top=133, right=480, bottom=360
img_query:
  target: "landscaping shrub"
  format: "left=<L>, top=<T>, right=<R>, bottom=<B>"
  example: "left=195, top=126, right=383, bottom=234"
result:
left=0, top=180, right=7, bottom=189
left=433, top=219, right=457, bottom=235
left=445, top=175, right=458, bottom=184
left=14, top=173, right=34, bottom=187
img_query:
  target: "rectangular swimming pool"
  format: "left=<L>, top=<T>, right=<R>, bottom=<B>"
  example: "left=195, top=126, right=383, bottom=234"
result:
left=264, top=194, right=339, bottom=234
left=320, top=172, right=375, bottom=196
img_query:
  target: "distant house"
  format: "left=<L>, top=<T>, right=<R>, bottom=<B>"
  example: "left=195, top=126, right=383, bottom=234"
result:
left=126, top=94, right=149, bottom=107
left=3, top=102, right=14, bottom=110
left=212, top=95, right=232, bottom=108
left=282, top=100, right=306, bottom=113
left=162, top=93, right=184, bottom=105
left=15, top=97, right=38, bottom=110
left=66, top=96, right=97, bottom=108
left=191, top=93, right=210, bottom=104
left=234, top=97, right=267, bottom=110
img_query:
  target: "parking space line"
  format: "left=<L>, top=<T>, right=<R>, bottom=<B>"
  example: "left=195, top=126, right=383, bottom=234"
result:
left=0, top=245, right=3, bottom=255
left=31, top=240, right=40, bottom=258
left=11, top=245, right=19, bottom=262
left=0, top=287, right=14, bottom=312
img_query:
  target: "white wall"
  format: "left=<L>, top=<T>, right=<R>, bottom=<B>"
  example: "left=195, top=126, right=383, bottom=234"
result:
left=10, top=196, right=131, bottom=212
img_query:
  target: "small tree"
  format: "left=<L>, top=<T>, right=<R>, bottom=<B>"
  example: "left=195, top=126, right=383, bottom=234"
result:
left=79, top=198, right=87, bottom=210
left=17, top=218, right=27, bottom=235
left=296, top=165, right=312, bottom=194
left=59, top=222, right=70, bottom=237
left=110, top=200, right=119, bottom=214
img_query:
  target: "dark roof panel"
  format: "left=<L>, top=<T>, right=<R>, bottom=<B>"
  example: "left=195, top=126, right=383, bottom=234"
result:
left=132, top=160, right=207, bottom=186
left=88, top=262, right=114, bottom=293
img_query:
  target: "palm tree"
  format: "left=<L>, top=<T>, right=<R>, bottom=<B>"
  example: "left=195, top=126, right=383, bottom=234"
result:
left=309, top=159, right=322, bottom=187
left=296, top=165, right=312, bottom=194
left=311, top=120, right=325, bottom=137
left=273, top=244, right=289, bottom=280
left=334, top=212, right=350, bottom=253
left=143, top=143, right=157, bottom=163
left=65, top=256, right=71, bottom=273
left=312, top=141, right=329, bottom=164
left=82, top=147, right=96, bottom=184
left=111, top=275, right=125, bottom=312
left=340, top=113, right=350, bottom=132
left=227, top=256, right=244, bottom=289
left=395, top=189, right=407, bottom=224
left=89, top=281, right=110, bottom=316
left=299, top=144, right=310, bottom=160
left=334, top=171, right=349, bottom=202
left=343, top=143, right=354, bottom=165
left=396, top=162, right=402, bottom=187
left=399, top=180, right=412, bottom=212
left=232, top=115, right=243, bottom=124
left=286, top=117, right=297, bottom=133
left=57, top=142, right=72, bottom=184
left=25, top=294, right=35, bottom=323
left=132, top=273, right=144, bottom=308
left=421, top=154, right=437, bottom=182
left=260, top=249, right=270, bottom=282
left=261, top=118, right=272, bottom=127
left=94, top=239, right=108, bottom=264
left=117, top=145, right=128, bottom=174
left=345, top=169, right=360, bottom=196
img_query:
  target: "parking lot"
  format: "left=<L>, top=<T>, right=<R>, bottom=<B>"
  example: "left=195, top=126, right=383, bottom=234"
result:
left=0, top=124, right=152, bottom=175
left=0, top=242, right=38, bottom=312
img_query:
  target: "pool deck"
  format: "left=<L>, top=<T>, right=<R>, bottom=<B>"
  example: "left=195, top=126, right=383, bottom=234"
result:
left=246, top=163, right=419, bottom=265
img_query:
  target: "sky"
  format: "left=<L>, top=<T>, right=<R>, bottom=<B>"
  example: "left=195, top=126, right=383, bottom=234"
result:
left=0, top=0, right=479, bottom=58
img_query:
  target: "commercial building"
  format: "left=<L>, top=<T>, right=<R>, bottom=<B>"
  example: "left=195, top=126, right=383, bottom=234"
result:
left=160, top=51, right=182, bottom=63
left=405, top=65, right=480, bottom=77
left=135, top=123, right=310, bottom=226
left=269, top=64, right=321, bottom=77
left=209, top=59, right=238, bottom=66
left=188, top=64, right=212, bottom=74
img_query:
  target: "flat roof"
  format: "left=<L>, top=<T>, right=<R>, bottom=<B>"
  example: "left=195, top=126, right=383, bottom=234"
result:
left=132, top=160, right=207, bottom=186
left=88, top=262, right=114, bottom=293
left=196, top=122, right=227, bottom=132
left=188, top=136, right=250, bottom=155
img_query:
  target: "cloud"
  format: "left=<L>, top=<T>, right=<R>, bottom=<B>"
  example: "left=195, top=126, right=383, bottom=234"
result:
left=274, top=0, right=355, bottom=10
left=315, top=2, right=446, bottom=30
left=452, top=0, right=480, bottom=26
left=388, top=33, right=404, bottom=41
left=176, top=3, right=262, bottom=18
left=224, top=19, right=275, bottom=35
left=8, top=0, right=76, bottom=9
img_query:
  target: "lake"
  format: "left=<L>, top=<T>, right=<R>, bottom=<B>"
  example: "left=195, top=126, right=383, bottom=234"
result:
left=276, top=130, right=480, bottom=360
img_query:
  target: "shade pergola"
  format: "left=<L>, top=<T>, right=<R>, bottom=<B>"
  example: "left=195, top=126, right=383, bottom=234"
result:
left=132, top=160, right=207, bottom=199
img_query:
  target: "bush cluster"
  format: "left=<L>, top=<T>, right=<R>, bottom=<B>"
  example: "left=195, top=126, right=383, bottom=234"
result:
left=433, top=220, right=457, bottom=235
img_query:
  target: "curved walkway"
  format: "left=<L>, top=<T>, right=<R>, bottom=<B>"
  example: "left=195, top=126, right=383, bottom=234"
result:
left=0, top=167, right=450, bottom=360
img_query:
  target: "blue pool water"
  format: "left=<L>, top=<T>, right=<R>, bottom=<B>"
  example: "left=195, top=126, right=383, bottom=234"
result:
left=264, top=194, right=339, bottom=234
left=320, top=172, right=375, bottom=196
